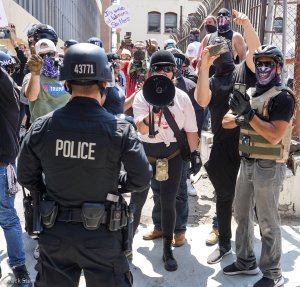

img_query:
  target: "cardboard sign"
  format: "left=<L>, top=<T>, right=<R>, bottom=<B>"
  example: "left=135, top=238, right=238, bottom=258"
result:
left=0, top=0, right=8, bottom=27
left=104, top=5, right=130, bottom=29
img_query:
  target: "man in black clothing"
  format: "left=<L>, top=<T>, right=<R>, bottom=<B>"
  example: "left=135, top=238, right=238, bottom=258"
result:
left=17, top=43, right=152, bottom=287
left=202, top=8, right=247, bottom=64
left=195, top=9, right=260, bottom=264
left=0, top=52, right=32, bottom=287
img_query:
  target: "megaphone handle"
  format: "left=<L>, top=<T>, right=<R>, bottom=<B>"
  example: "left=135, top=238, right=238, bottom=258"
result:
left=148, top=108, right=155, bottom=138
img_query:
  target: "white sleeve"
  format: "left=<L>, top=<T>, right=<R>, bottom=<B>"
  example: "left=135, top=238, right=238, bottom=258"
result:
left=182, top=92, right=198, bottom=133
left=132, top=91, right=149, bottom=123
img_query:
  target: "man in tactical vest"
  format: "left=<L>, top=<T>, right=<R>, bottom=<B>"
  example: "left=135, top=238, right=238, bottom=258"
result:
left=222, top=45, right=296, bottom=287
left=17, top=43, right=152, bottom=287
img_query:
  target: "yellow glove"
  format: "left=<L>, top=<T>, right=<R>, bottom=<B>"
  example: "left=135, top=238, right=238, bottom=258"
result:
left=27, top=54, right=43, bottom=76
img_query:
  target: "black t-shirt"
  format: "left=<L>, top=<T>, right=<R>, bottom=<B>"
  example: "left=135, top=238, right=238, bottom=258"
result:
left=209, top=61, right=256, bottom=143
left=253, top=90, right=295, bottom=122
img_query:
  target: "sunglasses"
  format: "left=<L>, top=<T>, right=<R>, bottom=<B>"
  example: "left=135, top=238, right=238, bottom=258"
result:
left=255, top=61, right=276, bottom=68
left=217, top=13, right=230, bottom=17
left=152, top=65, right=174, bottom=73
left=39, top=52, right=56, bottom=59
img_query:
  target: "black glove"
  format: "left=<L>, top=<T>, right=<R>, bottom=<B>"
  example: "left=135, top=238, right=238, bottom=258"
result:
left=118, top=171, right=128, bottom=194
left=235, top=109, right=256, bottom=126
left=189, top=151, right=202, bottom=176
left=229, top=90, right=251, bottom=115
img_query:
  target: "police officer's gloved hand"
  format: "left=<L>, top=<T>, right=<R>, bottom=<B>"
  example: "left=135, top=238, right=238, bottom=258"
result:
left=27, top=54, right=43, bottom=76
left=229, top=90, right=250, bottom=115
left=118, top=170, right=128, bottom=193
left=190, top=150, right=202, bottom=176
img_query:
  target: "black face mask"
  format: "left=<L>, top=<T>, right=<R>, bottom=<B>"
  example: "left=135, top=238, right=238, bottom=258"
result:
left=213, top=51, right=235, bottom=76
left=205, top=24, right=217, bottom=34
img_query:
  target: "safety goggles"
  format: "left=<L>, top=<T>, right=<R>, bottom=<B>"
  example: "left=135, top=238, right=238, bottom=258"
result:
left=255, top=61, right=276, bottom=68
left=217, top=12, right=231, bottom=17
left=152, top=65, right=174, bottom=73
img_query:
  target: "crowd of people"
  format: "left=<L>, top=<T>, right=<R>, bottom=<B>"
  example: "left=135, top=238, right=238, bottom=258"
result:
left=0, top=7, right=296, bottom=287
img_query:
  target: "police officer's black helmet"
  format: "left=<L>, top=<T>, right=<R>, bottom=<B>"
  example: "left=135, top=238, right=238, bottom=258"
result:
left=87, top=37, right=103, bottom=48
left=0, top=51, right=17, bottom=74
left=253, top=45, right=283, bottom=66
left=150, top=50, right=176, bottom=67
left=59, top=43, right=112, bottom=82
left=27, top=24, right=58, bottom=46
left=61, top=39, right=79, bottom=49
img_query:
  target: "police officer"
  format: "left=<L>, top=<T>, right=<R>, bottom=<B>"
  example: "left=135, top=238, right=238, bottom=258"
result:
left=17, top=43, right=152, bottom=287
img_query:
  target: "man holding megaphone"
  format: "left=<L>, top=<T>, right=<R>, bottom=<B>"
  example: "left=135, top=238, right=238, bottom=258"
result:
left=131, top=50, right=200, bottom=272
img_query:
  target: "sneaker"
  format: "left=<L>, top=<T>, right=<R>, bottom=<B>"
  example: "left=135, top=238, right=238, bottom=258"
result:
left=187, top=179, right=197, bottom=196
left=12, top=264, right=32, bottom=287
left=223, top=262, right=260, bottom=276
left=172, top=233, right=186, bottom=247
left=207, top=246, right=232, bottom=264
left=206, top=228, right=219, bottom=246
left=143, top=229, right=163, bottom=240
left=253, top=276, right=284, bottom=287
left=33, top=244, right=39, bottom=260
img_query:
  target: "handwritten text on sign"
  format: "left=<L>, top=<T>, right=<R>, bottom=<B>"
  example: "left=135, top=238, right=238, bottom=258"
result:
left=104, top=5, right=130, bottom=29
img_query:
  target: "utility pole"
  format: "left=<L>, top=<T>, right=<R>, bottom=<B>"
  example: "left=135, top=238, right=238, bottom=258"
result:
left=264, top=0, right=275, bottom=44
left=293, top=2, right=300, bottom=140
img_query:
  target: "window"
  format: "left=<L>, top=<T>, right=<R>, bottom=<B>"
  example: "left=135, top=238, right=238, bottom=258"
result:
left=165, top=13, right=177, bottom=33
left=273, top=17, right=283, bottom=34
left=148, top=12, right=161, bottom=33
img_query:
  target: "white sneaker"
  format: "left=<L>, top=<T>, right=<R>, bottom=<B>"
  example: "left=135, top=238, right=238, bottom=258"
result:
left=33, top=244, right=39, bottom=260
left=187, top=179, right=197, bottom=196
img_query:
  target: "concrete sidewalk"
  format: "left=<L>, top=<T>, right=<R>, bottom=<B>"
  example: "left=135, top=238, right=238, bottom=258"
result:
left=1, top=191, right=300, bottom=286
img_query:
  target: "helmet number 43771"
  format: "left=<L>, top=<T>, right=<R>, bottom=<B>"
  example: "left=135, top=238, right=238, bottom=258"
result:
left=73, top=64, right=95, bottom=75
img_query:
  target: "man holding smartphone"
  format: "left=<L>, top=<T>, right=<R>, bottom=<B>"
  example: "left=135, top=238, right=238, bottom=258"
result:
left=222, top=44, right=295, bottom=287
left=195, top=9, right=260, bottom=264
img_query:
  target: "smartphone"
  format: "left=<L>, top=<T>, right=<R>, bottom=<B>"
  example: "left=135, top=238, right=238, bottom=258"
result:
left=209, top=42, right=230, bottom=56
left=234, top=83, right=249, bottom=100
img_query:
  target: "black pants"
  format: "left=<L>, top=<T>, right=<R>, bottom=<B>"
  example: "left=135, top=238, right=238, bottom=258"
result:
left=35, top=222, right=132, bottom=287
left=131, top=142, right=183, bottom=239
left=204, top=141, right=240, bottom=249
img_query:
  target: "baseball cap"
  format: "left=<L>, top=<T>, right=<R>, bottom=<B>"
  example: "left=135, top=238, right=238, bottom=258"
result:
left=87, top=37, right=103, bottom=48
left=121, top=49, right=131, bottom=57
left=35, top=39, right=56, bottom=55
left=61, top=39, right=78, bottom=49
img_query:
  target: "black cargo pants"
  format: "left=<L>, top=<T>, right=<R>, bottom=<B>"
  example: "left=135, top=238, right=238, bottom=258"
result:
left=35, top=222, right=132, bottom=287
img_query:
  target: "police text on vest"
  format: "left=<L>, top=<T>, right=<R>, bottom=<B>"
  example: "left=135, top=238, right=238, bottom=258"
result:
left=56, top=140, right=96, bottom=160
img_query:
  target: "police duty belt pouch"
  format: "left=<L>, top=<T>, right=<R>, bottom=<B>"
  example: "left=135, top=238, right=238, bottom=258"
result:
left=22, top=187, right=35, bottom=237
left=40, top=200, right=58, bottom=229
left=81, top=202, right=106, bottom=230
left=155, top=158, right=169, bottom=181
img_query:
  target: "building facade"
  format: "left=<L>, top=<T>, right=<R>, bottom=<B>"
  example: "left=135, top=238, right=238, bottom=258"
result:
left=12, top=0, right=102, bottom=42
left=118, top=0, right=201, bottom=48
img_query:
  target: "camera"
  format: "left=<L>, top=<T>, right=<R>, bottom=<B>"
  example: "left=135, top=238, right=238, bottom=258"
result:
left=0, top=27, right=11, bottom=39
left=209, top=41, right=230, bottom=56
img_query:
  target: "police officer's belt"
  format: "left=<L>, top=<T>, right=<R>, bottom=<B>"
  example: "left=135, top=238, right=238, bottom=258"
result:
left=147, top=149, right=180, bottom=165
left=56, top=207, right=107, bottom=224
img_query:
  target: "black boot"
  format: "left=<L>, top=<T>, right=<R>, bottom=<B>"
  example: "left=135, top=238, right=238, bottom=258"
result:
left=162, top=237, right=178, bottom=271
left=12, top=264, right=32, bottom=287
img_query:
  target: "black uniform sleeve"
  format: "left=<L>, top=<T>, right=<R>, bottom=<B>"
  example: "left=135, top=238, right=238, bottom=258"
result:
left=0, top=67, right=19, bottom=108
left=17, top=118, right=48, bottom=194
left=120, top=124, right=152, bottom=193
left=15, top=47, right=28, bottom=65
left=268, top=91, right=295, bottom=122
